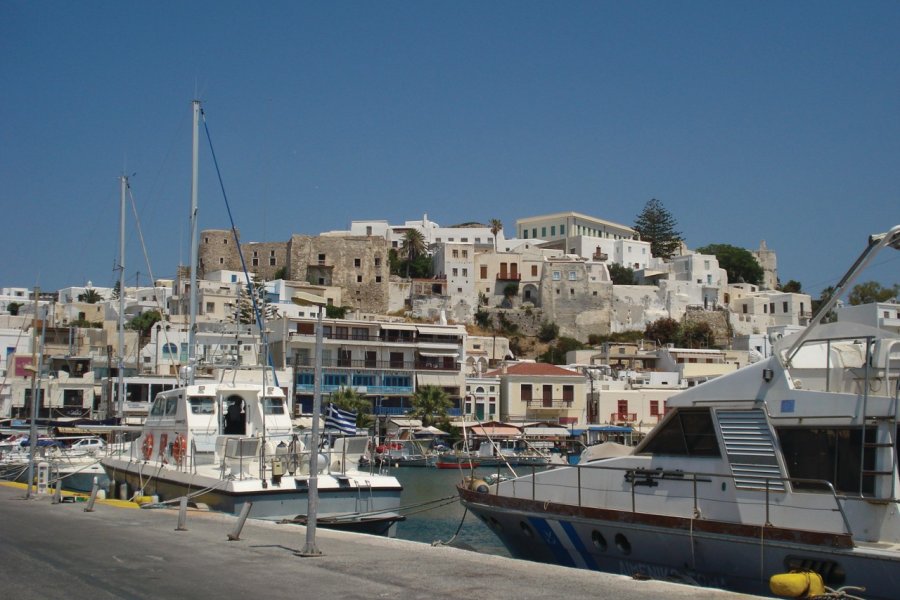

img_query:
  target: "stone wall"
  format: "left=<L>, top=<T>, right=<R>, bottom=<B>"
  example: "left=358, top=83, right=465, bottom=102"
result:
left=198, top=229, right=242, bottom=277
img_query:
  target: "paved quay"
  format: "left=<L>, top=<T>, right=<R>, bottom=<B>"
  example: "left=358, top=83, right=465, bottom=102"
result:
left=0, top=482, right=764, bottom=600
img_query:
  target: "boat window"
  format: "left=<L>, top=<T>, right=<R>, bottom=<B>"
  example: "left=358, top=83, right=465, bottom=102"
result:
left=638, top=408, right=721, bottom=457
left=189, top=397, right=215, bottom=415
left=777, top=427, right=875, bottom=495
left=165, top=397, right=178, bottom=416
left=150, top=398, right=165, bottom=417
left=263, top=397, right=285, bottom=415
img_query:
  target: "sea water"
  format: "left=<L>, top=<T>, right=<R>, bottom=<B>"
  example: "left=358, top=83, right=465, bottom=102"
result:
left=390, top=465, right=511, bottom=556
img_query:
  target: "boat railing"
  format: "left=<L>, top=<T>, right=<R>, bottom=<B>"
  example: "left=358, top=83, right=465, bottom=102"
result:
left=491, top=463, right=854, bottom=537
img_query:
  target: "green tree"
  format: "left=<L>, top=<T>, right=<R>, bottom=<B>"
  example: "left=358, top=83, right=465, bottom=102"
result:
left=128, top=310, right=162, bottom=340
left=538, top=321, right=559, bottom=343
left=474, top=309, right=492, bottom=329
left=848, top=281, right=899, bottom=305
left=780, top=279, right=803, bottom=293
left=812, top=286, right=837, bottom=323
left=111, top=281, right=121, bottom=300
left=608, top=263, right=636, bottom=285
left=329, top=386, right=372, bottom=428
left=695, top=243, right=763, bottom=285
left=234, top=275, right=279, bottom=324
left=537, top=336, right=587, bottom=364
left=645, top=317, right=680, bottom=346
left=78, top=288, right=104, bottom=303
left=489, top=218, right=503, bottom=250
left=679, top=321, right=714, bottom=348
left=7, top=302, right=22, bottom=316
left=408, top=385, right=453, bottom=427
left=634, top=198, right=683, bottom=259
left=325, top=304, right=349, bottom=319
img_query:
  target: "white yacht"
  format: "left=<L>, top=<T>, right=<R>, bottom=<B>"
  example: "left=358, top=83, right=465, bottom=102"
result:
left=460, top=225, right=900, bottom=598
left=101, top=368, right=404, bottom=535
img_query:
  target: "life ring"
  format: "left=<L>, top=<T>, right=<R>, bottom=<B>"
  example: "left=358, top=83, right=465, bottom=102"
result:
left=141, top=433, right=154, bottom=460
left=172, top=434, right=187, bottom=465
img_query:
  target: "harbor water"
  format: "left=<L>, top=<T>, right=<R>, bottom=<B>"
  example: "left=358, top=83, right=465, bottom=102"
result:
left=388, top=464, right=532, bottom=556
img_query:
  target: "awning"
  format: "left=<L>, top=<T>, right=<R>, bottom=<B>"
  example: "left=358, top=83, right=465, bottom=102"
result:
left=418, top=350, right=459, bottom=357
left=523, top=426, right=570, bottom=437
left=416, top=325, right=461, bottom=336
left=469, top=424, right=522, bottom=437
left=416, top=373, right=461, bottom=387
left=382, top=323, right=417, bottom=331
left=388, top=418, right=422, bottom=427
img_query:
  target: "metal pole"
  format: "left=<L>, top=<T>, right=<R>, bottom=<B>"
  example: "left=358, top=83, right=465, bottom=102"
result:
left=117, top=175, right=127, bottom=423
left=187, top=99, right=200, bottom=385
left=26, top=287, right=40, bottom=499
left=298, top=304, right=324, bottom=556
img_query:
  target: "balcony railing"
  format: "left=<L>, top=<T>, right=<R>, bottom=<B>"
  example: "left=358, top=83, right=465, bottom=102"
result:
left=294, top=384, right=414, bottom=395
left=294, top=358, right=460, bottom=371
left=525, top=399, right=574, bottom=408
left=611, top=412, right=638, bottom=423
left=496, top=273, right=521, bottom=281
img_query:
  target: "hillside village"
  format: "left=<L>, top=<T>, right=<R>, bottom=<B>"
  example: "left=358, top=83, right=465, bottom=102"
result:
left=1, top=209, right=897, bottom=441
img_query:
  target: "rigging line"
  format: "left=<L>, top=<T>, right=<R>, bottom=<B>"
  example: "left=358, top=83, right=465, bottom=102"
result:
left=199, top=108, right=278, bottom=388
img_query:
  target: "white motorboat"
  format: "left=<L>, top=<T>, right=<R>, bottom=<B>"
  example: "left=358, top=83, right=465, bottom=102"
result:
left=460, top=224, right=900, bottom=598
left=101, top=369, right=404, bottom=535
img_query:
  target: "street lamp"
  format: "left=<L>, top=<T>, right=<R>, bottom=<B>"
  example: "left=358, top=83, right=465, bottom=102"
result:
left=291, top=292, right=328, bottom=557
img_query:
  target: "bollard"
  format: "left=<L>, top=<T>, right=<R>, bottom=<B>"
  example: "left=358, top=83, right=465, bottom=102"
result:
left=119, top=482, right=129, bottom=501
left=227, top=502, right=253, bottom=541
left=175, top=496, right=188, bottom=531
left=53, top=478, right=62, bottom=504
left=83, top=477, right=99, bottom=512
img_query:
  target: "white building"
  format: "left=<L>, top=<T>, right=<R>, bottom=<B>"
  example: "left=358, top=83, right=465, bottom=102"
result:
left=836, top=301, right=900, bottom=334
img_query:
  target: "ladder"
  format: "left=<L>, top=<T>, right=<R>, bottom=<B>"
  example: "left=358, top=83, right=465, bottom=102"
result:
left=860, top=338, right=900, bottom=500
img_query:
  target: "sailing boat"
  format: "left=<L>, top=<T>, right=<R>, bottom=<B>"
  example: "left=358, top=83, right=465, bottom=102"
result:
left=101, top=101, right=403, bottom=535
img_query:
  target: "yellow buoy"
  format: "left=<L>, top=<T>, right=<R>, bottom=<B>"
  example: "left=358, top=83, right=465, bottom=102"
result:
left=769, top=571, right=825, bottom=598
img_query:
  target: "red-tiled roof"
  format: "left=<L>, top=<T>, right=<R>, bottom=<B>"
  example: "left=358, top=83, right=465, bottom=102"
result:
left=485, top=362, right=582, bottom=377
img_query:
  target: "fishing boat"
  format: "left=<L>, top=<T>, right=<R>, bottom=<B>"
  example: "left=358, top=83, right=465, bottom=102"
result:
left=102, top=100, right=402, bottom=535
left=460, top=225, right=900, bottom=599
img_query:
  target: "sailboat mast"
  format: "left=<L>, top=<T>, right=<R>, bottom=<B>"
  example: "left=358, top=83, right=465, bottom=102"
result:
left=188, top=99, right=200, bottom=385
left=117, top=175, right=127, bottom=421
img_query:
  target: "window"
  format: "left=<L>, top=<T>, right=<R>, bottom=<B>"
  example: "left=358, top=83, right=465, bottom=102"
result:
left=521, top=384, right=532, bottom=402
left=568, top=271, right=576, bottom=281
left=778, top=427, right=874, bottom=494
left=770, top=303, right=775, bottom=314
left=531, top=265, right=538, bottom=276
left=552, top=271, right=561, bottom=281
left=523, top=230, right=528, bottom=239
left=162, top=343, right=178, bottom=357
left=783, top=301, right=789, bottom=313
left=550, top=226, right=556, bottom=236
left=452, top=268, right=458, bottom=276
left=532, top=228, right=537, bottom=238
left=375, top=257, right=382, bottom=267
left=206, top=302, right=214, bottom=313
left=357, top=275, right=363, bottom=283
left=541, top=227, right=546, bottom=237
left=480, top=265, right=488, bottom=279
left=252, top=258, right=259, bottom=266
left=375, top=276, right=382, bottom=283
left=323, top=374, right=348, bottom=387
left=462, top=250, right=468, bottom=258
left=639, top=408, right=721, bottom=456
left=189, top=397, right=215, bottom=414
left=354, top=258, right=361, bottom=267
left=560, top=225, right=565, bottom=234
left=650, top=400, right=659, bottom=416
left=263, top=397, right=286, bottom=415
left=452, top=249, right=459, bottom=258
left=462, top=268, right=468, bottom=277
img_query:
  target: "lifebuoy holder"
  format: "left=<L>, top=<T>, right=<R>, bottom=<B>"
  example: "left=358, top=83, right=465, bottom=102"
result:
left=141, top=433, right=154, bottom=461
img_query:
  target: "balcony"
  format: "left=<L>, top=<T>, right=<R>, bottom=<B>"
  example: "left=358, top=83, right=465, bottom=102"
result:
left=496, top=273, right=521, bottom=281
left=525, top=399, right=574, bottom=409
left=293, top=358, right=460, bottom=371
left=610, top=412, right=638, bottom=423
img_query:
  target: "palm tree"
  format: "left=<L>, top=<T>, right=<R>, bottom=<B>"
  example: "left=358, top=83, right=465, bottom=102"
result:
left=77, top=288, right=104, bottom=303
left=408, top=385, right=453, bottom=427
left=402, top=229, right=427, bottom=278
left=489, top=218, right=503, bottom=250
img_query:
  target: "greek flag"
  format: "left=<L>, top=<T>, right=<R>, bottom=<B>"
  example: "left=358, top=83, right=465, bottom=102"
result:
left=325, top=403, right=357, bottom=435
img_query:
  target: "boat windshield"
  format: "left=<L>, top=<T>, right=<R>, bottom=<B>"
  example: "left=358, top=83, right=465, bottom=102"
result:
left=263, top=397, right=286, bottom=415
left=189, top=397, right=215, bottom=415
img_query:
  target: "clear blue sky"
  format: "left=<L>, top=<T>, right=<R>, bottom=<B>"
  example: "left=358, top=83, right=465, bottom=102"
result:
left=2, top=1, right=898, bottom=297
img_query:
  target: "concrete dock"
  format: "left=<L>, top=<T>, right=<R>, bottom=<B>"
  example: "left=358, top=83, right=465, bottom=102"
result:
left=0, top=482, right=764, bottom=600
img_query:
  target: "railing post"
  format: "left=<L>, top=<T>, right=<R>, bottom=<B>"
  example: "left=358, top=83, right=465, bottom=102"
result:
left=692, top=475, right=699, bottom=518
left=577, top=464, right=582, bottom=507
left=531, top=465, right=536, bottom=500
left=764, top=479, right=771, bottom=527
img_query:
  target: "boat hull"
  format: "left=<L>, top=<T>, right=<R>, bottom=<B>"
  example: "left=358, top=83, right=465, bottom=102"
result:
left=104, top=458, right=403, bottom=536
left=459, top=485, right=899, bottom=600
